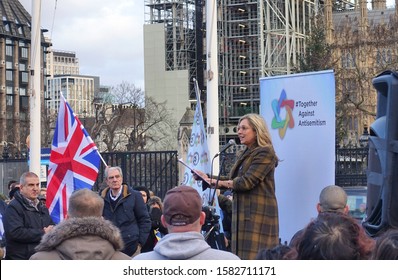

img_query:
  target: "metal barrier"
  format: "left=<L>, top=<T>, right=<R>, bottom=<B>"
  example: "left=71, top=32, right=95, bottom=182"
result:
left=97, top=151, right=179, bottom=199
left=335, top=146, right=368, bottom=187
left=0, top=147, right=368, bottom=198
left=221, top=146, right=368, bottom=187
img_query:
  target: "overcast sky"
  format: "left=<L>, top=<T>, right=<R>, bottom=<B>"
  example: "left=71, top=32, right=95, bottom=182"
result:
left=19, top=0, right=145, bottom=89
left=19, top=0, right=395, bottom=90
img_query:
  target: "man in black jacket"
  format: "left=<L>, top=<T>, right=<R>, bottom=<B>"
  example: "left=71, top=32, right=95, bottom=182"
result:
left=3, top=172, right=55, bottom=259
left=101, top=166, right=151, bottom=257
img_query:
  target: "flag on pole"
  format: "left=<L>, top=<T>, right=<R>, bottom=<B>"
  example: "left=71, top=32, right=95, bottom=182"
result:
left=180, top=79, right=224, bottom=233
left=46, top=94, right=101, bottom=224
left=180, top=79, right=211, bottom=194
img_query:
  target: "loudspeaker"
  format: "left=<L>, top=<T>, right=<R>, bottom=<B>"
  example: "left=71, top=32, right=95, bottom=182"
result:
left=363, top=70, right=398, bottom=237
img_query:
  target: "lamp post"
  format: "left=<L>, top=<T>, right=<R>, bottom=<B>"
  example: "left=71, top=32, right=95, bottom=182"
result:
left=359, top=124, right=370, bottom=148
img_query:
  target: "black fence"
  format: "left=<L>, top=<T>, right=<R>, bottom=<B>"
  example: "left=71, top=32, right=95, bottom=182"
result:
left=335, top=146, right=368, bottom=187
left=221, top=146, right=368, bottom=188
left=96, top=151, right=179, bottom=199
left=0, top=147, right=368, bottom=198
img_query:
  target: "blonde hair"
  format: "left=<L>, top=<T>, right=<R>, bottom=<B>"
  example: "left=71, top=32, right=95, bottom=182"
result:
left=239, top=113, right=273, bottom=147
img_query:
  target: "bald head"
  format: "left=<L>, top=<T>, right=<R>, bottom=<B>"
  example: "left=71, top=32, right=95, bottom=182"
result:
left=318, top=185, right=348, bottom=214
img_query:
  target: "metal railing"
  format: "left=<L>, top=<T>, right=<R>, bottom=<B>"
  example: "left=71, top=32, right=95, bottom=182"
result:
left=0, top=147, right=368, bottom=198
left=96, top=151, right=179, bottom=199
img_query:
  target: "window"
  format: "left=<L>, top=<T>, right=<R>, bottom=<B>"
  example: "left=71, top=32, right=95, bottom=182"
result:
left=20, top=47, right=28, bottom=58
left=20, top=96, right=29, bottom=109
left=6, top=71, right=13, bottom=81
left=6, top=45, right=13, bottom=56
left=19, top=63, right=26, bottom=71
left=376, top=48, right=392, bottom=67
left=21, top=72, right=28, bottom=82
left=6, top=95, right=13, bottom=106
left=20, top=87, right=26, bottom=96
left=341, top=51, right=356, bottom=68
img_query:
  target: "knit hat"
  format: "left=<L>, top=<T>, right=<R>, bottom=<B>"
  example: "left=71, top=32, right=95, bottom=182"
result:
left=163, top=186, right=202, bottom=226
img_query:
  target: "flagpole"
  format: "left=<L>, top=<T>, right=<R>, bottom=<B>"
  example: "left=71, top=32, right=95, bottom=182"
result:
left=206, top=0, right=220, bottom=174
left=29, top=0, right=42, bottom=175
left=97, top=151, right=108, bottom=167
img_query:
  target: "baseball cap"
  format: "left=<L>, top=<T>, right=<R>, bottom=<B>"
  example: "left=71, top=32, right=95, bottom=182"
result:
left=163, top=186, right=202, bottom=226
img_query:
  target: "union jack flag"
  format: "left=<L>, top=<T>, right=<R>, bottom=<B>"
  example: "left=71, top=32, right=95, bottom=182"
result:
left=46, top=94, right=101, bottom=224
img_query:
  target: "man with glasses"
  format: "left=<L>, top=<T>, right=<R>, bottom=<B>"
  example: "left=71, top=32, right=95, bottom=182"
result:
left=101, top=166, right=151, bottom=257
left=3, top=172, right=55, bottom=259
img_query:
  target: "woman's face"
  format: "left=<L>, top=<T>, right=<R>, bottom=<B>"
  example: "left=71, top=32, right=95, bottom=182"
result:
left=237, top=118, right=256, bottom=147
left=140, top=191, right=148, bottom=203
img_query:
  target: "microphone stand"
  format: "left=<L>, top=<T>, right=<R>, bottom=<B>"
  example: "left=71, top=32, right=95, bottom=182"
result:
left=204, top=151, right=228, bottom=251
left=209, top=151, right=227, bottom=206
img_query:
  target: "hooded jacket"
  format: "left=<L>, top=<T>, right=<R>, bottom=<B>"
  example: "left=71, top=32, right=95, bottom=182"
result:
left=133, top=231, right=240, bottom=260
left=30, top=217, right=130, bottom=260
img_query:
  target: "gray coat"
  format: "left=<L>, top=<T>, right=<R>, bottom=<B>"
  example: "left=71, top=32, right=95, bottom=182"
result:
left=133, top=231, right=240, bottom=260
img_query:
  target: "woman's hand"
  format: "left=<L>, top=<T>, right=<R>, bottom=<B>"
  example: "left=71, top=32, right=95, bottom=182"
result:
left=192, top=169, right=209, bottom=181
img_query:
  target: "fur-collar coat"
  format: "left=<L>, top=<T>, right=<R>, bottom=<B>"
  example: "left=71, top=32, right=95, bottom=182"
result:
left=30, top=217, right=130, bottom=260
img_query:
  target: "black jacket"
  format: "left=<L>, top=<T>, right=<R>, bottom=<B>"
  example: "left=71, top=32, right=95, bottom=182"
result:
left=3, top=192, right=54, bottom=259
left=101, top=185, right=151, bottom=256
left=141, top=206, right=168, bottom=253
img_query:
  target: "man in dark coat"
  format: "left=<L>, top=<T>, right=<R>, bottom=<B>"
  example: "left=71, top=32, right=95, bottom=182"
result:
left=101, top=166, right=151, bottom=256
left=3, top=172, right=55, bottom=259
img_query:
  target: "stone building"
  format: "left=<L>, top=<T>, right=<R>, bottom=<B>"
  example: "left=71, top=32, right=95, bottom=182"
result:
left=326, top=0, right=398, bottom=145
left=0, top=0, right=50, bottom=155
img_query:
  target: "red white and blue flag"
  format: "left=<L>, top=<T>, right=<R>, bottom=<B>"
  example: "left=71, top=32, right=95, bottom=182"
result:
left=46, top=94, right=101, bottom=224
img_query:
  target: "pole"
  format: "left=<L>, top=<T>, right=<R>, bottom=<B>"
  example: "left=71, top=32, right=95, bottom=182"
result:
left=29, top=0, right=42, bottom=175
left=206, top=0, right=220, bottom=174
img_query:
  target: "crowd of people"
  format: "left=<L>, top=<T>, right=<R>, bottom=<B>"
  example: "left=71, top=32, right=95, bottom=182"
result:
left=1, top=113, right=397, bottom=260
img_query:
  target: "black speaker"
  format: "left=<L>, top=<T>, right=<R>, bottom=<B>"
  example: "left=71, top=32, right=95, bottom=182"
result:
left=363, top=70, right=398, bottom=237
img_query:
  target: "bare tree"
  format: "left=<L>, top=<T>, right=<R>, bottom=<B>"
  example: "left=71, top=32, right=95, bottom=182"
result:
left=296, top=12, right=398, bottom=145
left=111, top=81, right=144, bottom=106
left=88, top=82, right=177, bottom=152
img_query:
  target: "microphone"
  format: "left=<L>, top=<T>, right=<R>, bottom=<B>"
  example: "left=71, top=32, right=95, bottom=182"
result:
left=214, top=139, right=236, bottom=158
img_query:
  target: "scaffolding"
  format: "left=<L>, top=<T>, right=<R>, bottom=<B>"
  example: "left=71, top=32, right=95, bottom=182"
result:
left=144, top=0, right=201, bottom=99
left=218, top=0, right=318, bottom=129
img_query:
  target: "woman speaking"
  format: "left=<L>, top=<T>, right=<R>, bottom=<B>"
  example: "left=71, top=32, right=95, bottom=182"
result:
left=195, top=113, right=279, bottom=259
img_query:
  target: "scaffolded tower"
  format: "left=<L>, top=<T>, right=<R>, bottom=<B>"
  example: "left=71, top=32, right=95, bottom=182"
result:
left=144, top=0, right=201, bottom=100
left=144, top=0, right=320, bottom=137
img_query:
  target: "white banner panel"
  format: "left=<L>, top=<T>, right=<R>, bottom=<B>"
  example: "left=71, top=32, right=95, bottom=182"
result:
left=260, top=70, right=335, bottom=244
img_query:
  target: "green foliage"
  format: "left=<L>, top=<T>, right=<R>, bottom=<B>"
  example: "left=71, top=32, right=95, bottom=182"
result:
left=297, top=15, right=332, bottom=72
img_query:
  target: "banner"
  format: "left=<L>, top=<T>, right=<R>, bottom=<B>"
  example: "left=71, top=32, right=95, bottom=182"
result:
left=180, top=79, right=225, bottom=235
left=260, top=70, right=336, bottom=243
